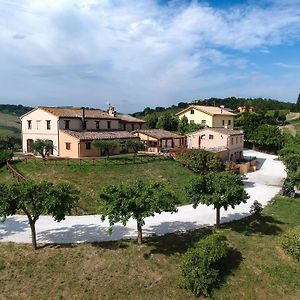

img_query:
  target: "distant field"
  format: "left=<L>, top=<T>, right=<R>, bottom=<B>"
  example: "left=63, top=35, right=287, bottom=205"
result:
left=0, top=111, right=20, bottom=137
left=266, top=109, right=290, bottom=117
left=11, top=156, right=196, bottom=214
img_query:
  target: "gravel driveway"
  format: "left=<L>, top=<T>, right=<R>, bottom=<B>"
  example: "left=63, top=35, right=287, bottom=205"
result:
left=0, top=150, right=287, bottom=244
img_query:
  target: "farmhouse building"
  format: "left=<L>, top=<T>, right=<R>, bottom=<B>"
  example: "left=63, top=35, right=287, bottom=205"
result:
left=176, top=105, right=235, bottom=129
left=187, top=127, right=244, bottom=161
left=21, top=106, right=145, bottom=158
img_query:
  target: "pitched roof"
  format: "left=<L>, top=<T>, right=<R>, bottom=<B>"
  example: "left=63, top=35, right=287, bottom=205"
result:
left=133, top=129, right=183, bottom=139
left=62, top=130, right=138, bottom=141
left=38, top=107, right=145, bottom=122
left=187, top=127, right=243, bottom=137
left=176, top=105, right=235, bottom=116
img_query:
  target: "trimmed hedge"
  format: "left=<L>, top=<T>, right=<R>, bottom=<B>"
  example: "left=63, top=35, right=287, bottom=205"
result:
left=175, top=149, right=224, bottom=175
left=180, top=233, right=228, bottom=297
left=280, top=226, right=300, bottom=261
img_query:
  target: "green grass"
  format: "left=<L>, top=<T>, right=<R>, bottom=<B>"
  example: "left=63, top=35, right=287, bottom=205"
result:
left=12, top=156, right=196, bottom=214
left=0, top=111, right=20, bottom=137
left=266, top=109, right=290, bottom=117
left=0, top=196, right=299, bottom=299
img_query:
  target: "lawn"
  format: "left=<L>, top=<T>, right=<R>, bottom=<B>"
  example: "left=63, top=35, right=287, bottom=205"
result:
left=10, top=156, right=196, bottom=214
left=0, top=111, right=20, bottom=137
left=0, top=196, right=299, bottom=299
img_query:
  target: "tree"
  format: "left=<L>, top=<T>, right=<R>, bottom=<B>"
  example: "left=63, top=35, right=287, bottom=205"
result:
left=175, top=149, right=224, bottom=175
left=186, top=172, right=249, bottom=227
left=296, top=93, right=300, bottom=112
left=125, top=140, right=145, bottom=155
left=0, top=181, right=78, bottom=250
left=250, top=124, right=284, bottom=151
left=92, top=140, right=118, bottom=158
left=32, top=139, right=54, bottom=159
left=178, top=116, right=189, bottom=135
left=156, top=112, right=179, bottom=131
left=145, top=113, right=158, bottom=129
left=99, top=179, right=178, bottom=244
left=0, top=136, right=21, bottom=151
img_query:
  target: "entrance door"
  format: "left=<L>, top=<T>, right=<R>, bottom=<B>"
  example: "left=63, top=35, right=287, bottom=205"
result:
left=27, top=139, right=34, bottom=153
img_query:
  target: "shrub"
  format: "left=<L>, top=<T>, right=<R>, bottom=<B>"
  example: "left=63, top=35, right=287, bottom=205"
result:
left=280, top=226, right=300, bottom=261
left=281, top=154, right=300, bottom=172
left=289, top=169, right=300, bottom=189
left=175, top=149, right=224, bottom=175
left=250, top=200, right=263, bottom=216
left=279, top=145, right=300, bottom=158
left=180, top=233, right=228, bottom=297
left=0, top=150, right=13, bottom=167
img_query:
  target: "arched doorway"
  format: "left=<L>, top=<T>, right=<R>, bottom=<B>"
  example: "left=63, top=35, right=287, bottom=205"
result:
left=27, top=139, right=34, bottom=153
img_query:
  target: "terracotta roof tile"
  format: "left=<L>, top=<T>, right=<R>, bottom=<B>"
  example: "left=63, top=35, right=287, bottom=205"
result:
left=177, top=105, right=235, bottom=116
left=62, top=130, right=138, bottom=141
left=133, top=129, right=183, bottom=139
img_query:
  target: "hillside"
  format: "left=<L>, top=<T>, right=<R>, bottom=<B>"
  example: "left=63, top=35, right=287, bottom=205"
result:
left=132, top=97, right=297, bottom=118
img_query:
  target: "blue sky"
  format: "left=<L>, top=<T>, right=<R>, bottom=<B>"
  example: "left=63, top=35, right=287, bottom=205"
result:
left=0, top=0, right=300, bottom=113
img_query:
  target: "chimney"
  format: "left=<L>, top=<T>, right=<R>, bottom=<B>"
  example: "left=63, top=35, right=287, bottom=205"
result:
left=108, top=105, right=116, bottom=117
left=81, top=107, right=86, bottom=130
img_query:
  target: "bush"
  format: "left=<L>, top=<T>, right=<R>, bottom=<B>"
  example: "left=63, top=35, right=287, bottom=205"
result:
left=289, top=169, right=300, bottom=189
left=281, top=154, right=300, bottom=172
left=250, top=200, right=263, bottom=216
left=0, top=150, right=13, bottom=167
left=180, top=233, right=228, bottom=297
left=279, top=145, right=300, bottom=158
left=175, top=149, right=224, bottom=175
left=280, top=226, right=300, bottom=261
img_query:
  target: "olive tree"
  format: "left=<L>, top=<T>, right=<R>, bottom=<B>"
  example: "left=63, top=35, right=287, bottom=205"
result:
left=186, top=172, right=249, bottom=227
left=99, top=179, right=178, bottom=244
left=0, top=181, right=78, bottom=250
left=92, top=140, right=118, bottom=158
left=125, top=139, right=145, bottom=155
left=32, top=139, right=54, bottom=159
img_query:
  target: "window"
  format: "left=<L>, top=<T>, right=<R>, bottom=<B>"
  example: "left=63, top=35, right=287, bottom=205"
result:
left=190, top=109, right=194, bottom=114
left=240, top=136, right=243, bottom=143
left=27, top=120, right=32, bottom=129
left=46, top=120, right=51, bottom=130
left=190, top=120, right=195, bottom=124
left=107, top=121, right=111, bottom=129
left=139, top=124, right=142, bottom=129
left=36, top=120, right=41, bottom=130
left=228, top=120, right=231, bottom=126
left=85, top=142, right=91, bottom=150
left=96, top=121, right=100, bottom=129
left=201, top=120, right=206, bottom=125
left=66, top=143, right=71, bottom=150
left=236, top=137, right=238, bottom=144
left=123, top=124, right=126, bottom=131
left=231, top=137, right=234, bottom=144
left=64, top=120, right=70, bottom=129
left=131, top=124, right=135, bottom=131
left=209, top=134, right=214, bottom=140
left=200, top=134, right=206, bottom=139
left=222, top=120, right=225, bottom=126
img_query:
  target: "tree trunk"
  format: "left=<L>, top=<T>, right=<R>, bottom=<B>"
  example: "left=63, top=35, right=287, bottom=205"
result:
left=215, top=207, right=220, bottom=228
left=137, top=223, right=142, bottom=244
left=28, top=219, right=37, bottom=250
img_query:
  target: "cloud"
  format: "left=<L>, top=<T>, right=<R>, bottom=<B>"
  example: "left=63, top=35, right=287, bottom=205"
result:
left=12, top=34, right=25, bottom=40
left=0, top=0, right=300, bottom=111
left=273, top=62, right=300, bottom=69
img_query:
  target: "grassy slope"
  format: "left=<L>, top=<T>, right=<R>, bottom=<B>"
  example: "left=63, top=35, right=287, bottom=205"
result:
left=0, top=111, right=21, bottom=137
left=12, top=157, right=196, bottom=214
left=0, top=196, right=299, bottom=299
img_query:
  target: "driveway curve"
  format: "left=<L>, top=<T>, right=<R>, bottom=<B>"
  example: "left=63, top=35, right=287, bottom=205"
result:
left=0, top=150, right=287, bottom=244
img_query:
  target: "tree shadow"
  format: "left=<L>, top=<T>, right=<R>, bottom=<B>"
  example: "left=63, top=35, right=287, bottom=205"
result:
left=144, top=223, right=213, bottom=257
left=37, top=224, right=133, bottom=245
left=0, top=217, right=28, bottom=241
left=223, top=214, right=284, bottom=236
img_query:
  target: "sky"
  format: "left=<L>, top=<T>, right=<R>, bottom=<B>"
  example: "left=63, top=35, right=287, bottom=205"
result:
left=0, top=0, right=300, bottom=113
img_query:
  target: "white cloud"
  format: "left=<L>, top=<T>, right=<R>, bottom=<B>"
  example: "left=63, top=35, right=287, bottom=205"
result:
left=0, top=0, right=299, bottom=111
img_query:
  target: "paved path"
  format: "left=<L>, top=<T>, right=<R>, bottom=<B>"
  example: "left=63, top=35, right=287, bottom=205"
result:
left=0, top=150, right=286, bottom=244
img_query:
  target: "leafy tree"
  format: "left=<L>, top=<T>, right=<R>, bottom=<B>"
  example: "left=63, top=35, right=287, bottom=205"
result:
left=0, top=136, right=21, bottom=151
left=32, top=139, right=54, bottom=159
left=178, top=116, right=189, bottom=135
left=92, top=140, right=118, bottom=158
left=144, top=113, right=158, bottom=129
left=0, top=181, right=78, bottom=250
left=99, top=179, right=177, bottom=244
left=156, top=112, right=179, bottom=131
left=125, top=140, right=145, bottom=155
left=296, top=93, right=300, bottom=112
left=186, top=172, right=249, bottom=227
left=175, top=149, right=224, bottom=175
left=250, top=124, right=284, bottom=151
left=0, top=150, right=13, bottom=167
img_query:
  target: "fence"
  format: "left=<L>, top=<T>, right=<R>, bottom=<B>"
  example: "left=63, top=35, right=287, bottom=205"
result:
left=6, top=160, right=27, bottom=181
